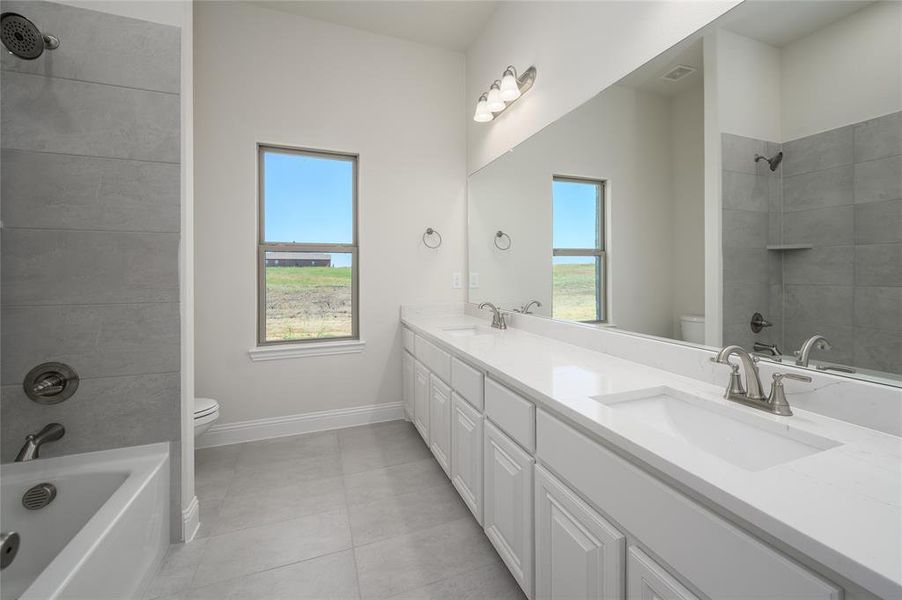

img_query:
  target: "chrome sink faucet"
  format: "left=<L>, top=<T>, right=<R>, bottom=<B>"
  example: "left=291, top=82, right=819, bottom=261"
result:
left=795, top=335, right=832, bottom=367
left=15, top=423, right=65, bottom=462
left=712, top=345, right=811, bottom=416
left=515, top=300, right=542, bottom=314
left=711, top=345, right=811, bottom=417
left=714, top=345, right=767, bottom=402
left=478, top=302, right=507, bottom=330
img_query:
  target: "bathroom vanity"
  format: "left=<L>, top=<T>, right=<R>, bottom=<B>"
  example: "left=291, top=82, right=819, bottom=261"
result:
left=399, top=308, right=900, bottom=600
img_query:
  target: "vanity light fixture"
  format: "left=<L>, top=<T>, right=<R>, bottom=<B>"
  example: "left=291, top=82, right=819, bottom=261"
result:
left=473, top=65, right=537, bottom=123
left=473, top=93, right=493, bottom=122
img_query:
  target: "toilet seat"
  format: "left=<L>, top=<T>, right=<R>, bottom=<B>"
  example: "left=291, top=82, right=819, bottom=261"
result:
left=194, top=397, right=219, bottom=420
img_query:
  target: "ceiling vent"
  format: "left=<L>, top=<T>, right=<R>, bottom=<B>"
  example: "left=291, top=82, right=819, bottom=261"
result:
left=660, top=64, right=696, bottom=82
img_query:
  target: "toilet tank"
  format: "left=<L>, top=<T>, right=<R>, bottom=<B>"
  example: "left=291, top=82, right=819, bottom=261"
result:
left=679, top=315, right=705, bottom=344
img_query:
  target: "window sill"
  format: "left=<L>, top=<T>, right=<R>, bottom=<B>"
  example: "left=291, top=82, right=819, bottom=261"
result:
left=248, top=340, right=366, bottom=362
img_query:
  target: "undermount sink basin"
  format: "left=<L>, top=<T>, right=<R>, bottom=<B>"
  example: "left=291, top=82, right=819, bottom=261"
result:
left=441, top=325, right=496, bottom=337
left=593, top=387, right=842, bottom=471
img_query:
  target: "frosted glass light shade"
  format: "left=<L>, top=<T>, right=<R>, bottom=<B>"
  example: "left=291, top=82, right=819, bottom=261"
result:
left=473, top=98, right=493, bottom=122
left=499, top=72, right=521, bottom=101
left=486, top=83, right=505, bottom=112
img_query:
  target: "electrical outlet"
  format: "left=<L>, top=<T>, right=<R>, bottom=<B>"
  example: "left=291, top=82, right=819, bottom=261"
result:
left=469, top=272, right=480, bottom=288
left=452, top=272, right=462, bottom=289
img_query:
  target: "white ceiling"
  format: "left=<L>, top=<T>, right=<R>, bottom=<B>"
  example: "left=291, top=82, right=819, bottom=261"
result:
left=618, top=39, right=704, bottom=97
left=251, top=1, right=500, bottom=52
left=721, top=0, right=872, bottom=47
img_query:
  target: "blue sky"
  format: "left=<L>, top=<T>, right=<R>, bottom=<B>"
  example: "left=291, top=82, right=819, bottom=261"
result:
left=264, top=151, right=354, bottom=267
left=552, top=179, right=600, bottom=264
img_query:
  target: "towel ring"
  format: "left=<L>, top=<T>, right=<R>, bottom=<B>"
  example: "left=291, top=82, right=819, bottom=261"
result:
left=423, top=227, right=442, bottom=249
left=494, top=230, right=511, bottom=250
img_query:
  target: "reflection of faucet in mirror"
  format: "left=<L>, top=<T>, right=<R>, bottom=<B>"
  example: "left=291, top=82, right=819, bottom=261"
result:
left=795, top=335, right=832, bottom=367
left=753, top=341, right=782, bottom=358
left=478, top=302, right=508, bottom=330
left=515, top=300, right=542, bottom=314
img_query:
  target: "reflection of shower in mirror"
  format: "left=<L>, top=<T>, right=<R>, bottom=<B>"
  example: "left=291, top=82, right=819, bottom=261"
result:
left=754, top=151, right=783, bottom=172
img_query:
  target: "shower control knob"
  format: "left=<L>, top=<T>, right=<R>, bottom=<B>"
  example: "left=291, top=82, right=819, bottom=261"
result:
left=750, top=312, right=773, bottom=333
left=23, top=362, right=79, bottom=404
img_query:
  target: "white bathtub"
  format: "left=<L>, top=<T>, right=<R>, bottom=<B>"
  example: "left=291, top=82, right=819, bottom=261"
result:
left=0, top=443, right=169, bottom=600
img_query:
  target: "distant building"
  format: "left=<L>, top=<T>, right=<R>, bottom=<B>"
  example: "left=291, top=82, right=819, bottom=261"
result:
left=265, top=252, right=332, bottom=267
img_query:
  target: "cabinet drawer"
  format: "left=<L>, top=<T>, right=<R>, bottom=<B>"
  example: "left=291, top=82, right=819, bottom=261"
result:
left=485, top=378, right=535, bottom=453
left=536, top=410, right=840, bottom=600
left=414, top=335, right=451, bottom=384
left=627, top=547, right=699, bottom=600
left=452, top=357, right=484, bottom=411
left=402, top=327, right=415, bottom=353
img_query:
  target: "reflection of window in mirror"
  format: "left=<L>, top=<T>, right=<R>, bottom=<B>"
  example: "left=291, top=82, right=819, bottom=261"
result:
left=552, top=177, right=605, bottom=323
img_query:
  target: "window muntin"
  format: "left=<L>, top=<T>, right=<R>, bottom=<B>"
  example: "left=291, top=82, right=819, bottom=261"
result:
left=258, top=146, right=358, bottom=345
left=552, top=177, right=605, bottom=323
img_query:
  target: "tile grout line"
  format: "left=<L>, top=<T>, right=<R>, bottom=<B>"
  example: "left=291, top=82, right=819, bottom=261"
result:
left=0, top=147, right=180, bottom=167
left=0, top=67, right=180, bottom=96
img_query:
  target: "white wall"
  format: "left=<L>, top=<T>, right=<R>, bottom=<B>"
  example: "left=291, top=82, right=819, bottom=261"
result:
left=194, top=2, right=466, bottom=426
left=670, top=83, right=706, bottom=338
left=781, top=1, right=902, bottom=141
left=469, top=84, right=676, bottom=338
left=465, top=1, right=740, bottom=173
left=715, top=29, right=782, bottom=141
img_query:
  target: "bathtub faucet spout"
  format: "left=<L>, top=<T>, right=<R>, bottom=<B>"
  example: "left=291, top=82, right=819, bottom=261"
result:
left=15, top=423, right=65, bottom=462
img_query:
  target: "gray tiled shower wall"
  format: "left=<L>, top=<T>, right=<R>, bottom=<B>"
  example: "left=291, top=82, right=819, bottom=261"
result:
left=722, top=111, right=902, bottom=375
left=0, top=1, right=182, bottom=540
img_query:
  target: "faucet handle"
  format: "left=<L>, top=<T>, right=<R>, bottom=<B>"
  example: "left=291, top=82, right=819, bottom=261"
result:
left=767, top=372, right=811, bottom=416
left=773, top=372, right=812, bottom=384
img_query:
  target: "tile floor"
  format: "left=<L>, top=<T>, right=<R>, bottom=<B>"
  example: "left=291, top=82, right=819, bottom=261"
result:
left=145, top=420, right=525, bottom=600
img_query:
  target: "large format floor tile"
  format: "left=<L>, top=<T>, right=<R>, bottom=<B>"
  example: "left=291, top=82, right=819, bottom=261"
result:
left=147, top=421, right=522, bottom=599
left=185, top=550, right=360, bottom=600
left=354, top=518, right=499, bottom=600
left=348, top=479, right=469, bottom=546
left=191, top=509, right=352, bottom=588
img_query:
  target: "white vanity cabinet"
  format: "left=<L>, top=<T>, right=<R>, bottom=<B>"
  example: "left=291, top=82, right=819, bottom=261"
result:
left=400, top=323, right=847, bottom=600
left=429, top=374, right=452, bottom=475
left=535, top=465, right=625, bottom=600
left=627, top=546, right=699, bottom=600
left=451, top=392, right=483, bottom=523
left=484, top=420, right=534, bottom=598
left=413, top=360, right=430, bottom=442
left=402, top=350, right=414, bottom=420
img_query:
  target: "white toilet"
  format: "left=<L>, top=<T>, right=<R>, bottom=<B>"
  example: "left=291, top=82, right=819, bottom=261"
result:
left=194, top=397, right=220, bottom=438
left=679, top=314, right=706, bottom=344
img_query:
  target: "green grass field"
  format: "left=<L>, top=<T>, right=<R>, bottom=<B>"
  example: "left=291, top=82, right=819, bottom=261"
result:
left=552, top=262, right=599, bottom=322
left=265, top=262, right=597, bottom=340
left=265, top=266, right=352, bottom=341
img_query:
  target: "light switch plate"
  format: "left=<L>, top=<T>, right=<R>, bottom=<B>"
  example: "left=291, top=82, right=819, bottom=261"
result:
left=469, top=273, right=480, bottom=288
left=452, top=272, right=462, bottom=289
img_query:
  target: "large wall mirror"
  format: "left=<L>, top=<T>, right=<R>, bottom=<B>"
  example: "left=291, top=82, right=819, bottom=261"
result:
left=468, top=0, right=901, bottom=387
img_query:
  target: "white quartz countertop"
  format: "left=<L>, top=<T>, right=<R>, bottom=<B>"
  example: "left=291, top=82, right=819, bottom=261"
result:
left=401, top=312, right=902, bottom=599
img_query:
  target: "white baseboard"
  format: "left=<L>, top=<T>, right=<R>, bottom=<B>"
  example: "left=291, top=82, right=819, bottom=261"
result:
left=182, top=495, right=200, bottom=542
left=196, top=402, right=405, bottom=448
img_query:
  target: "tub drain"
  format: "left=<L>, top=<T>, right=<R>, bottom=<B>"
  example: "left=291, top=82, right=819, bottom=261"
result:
left=22, top=483, right=56, bottom=510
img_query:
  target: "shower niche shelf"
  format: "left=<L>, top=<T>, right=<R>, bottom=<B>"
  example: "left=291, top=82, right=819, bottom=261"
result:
left=765, top=244, right=813, bottom=251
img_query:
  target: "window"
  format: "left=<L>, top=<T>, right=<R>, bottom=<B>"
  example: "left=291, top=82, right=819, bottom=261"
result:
left=552, top=177, right=605, bottom=322
left=258, top=145, right=358, bottom=345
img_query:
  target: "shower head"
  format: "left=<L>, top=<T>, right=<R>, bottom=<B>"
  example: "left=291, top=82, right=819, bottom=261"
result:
left=754, top=151, right=783, bottom=172
left=1, top=12, right=59, bottom=60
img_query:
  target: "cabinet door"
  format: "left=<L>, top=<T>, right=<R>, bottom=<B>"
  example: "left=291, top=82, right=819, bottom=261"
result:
left=429, top=375, right=452, bottom=475
left=451, top=392, right=483, bottom=523
left=627, top=546, right=699, bottom=600
left=402, top=351, right=415, bottom=421
left=413, top=361, right=430, bottom=443
left=535, top=465, right=625, bottom=600
left=484, top=421, right=534, bottom=598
